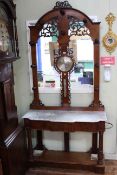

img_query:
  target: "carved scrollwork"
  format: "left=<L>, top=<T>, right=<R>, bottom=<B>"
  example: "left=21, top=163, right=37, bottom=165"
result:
left=60, top=72, right=71, bottom=106
left=39, top=17, right=58, bottom=38
left=54, top=1, right=72, bottom=9
left=68, top=16, right=90, bottom=37
left=68, top=72, right=71, bottom=104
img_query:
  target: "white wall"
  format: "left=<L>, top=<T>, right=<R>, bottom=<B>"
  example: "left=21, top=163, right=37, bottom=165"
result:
left=13, top=0, right=117, bottom=155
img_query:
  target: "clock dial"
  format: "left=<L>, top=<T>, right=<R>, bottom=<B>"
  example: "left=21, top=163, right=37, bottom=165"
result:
left=0, top=19, right=11, bottom=52
left=56, top=56, right=74, bottom=72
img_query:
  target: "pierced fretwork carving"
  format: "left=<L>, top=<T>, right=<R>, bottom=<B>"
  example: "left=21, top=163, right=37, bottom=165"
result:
left=54, top=1, right=72, bottom=9
left=39, top=18, right=59, bottom=38
left=68, top=16, right=90, bottom=37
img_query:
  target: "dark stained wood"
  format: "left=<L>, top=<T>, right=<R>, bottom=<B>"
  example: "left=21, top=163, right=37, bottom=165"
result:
left=24, top=118, right=105, bottom=173
left=98, top=131, right=104, bottom=165
left=64, top=132, right=70, bottom=152
left=27, top=150, right=105, bottom=174
left=91, top=133, right=98, bottom=154
left=36, top=130, right=45, bottom=150
left=27, top=127, right=33, bottom=159
left=0, top=1, right=28, bottom=175
left=61, top=72, right=71, bottom=106
left=30, top=105, right=105, bottom=111
left=29, top=4, right=103, bottom=110
left=0, top=160, right=3, bottom=175
left=26, top=1, right=106, bottom=174
left=29, top=28, right=41, bottom=107
left=24, top=119, right=105, bottom=132
left=0, top=0, right=19, bottom=142
left=26, top=160, right=117, bottom=175
left=0, top=127, right=28, bottom=175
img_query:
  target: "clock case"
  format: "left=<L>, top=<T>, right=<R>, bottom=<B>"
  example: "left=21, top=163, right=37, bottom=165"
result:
left=0, top=1, right=27, bottom=175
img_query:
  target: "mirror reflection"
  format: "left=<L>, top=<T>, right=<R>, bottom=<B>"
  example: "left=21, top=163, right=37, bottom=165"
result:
left=69, top=36, right=94, bottom=89
left=36, top=36, right=60, bottom=88
left=36, top=35, right=94, bottom=92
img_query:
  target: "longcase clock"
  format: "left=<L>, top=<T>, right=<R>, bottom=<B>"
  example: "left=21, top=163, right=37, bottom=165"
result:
left=0, top=1, right=27, bottom=175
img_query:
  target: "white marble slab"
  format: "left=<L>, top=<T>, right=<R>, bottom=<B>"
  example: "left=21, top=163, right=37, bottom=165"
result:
left=22, top=110, right=107, bottom=123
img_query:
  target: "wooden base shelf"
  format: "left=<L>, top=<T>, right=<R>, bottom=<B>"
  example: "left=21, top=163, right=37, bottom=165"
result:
left=28, top=150, right=105, bottom=174
left=23, top=111, right=106, bottom=174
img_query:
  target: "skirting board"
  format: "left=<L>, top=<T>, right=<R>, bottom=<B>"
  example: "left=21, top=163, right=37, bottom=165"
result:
left=105, top=153, right=117, bottom=160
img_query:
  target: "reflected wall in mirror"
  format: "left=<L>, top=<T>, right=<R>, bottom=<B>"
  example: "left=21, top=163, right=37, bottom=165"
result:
left=70, top=37, right=94, bottom=107
left=69, top=36, right=94, bottom=87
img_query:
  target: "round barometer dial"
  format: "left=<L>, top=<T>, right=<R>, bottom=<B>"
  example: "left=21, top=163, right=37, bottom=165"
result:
left=56, top=56, right=74, bottom=72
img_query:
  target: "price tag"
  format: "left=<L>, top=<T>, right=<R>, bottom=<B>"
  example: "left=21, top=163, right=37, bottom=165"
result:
left=100, top=56, right=115, bottom=65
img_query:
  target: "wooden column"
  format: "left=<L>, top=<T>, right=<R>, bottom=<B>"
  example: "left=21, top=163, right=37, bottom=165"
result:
left=92, top=132, right=98, bottom=154
left=98, top=131, right=104, bottom=165
left=26, top=128, right=33, bottom=159
left=0, top=160, right=3, bottom=175
left=36, top=130, right=45, bottom=150
left=64, top=132, right=70, bottom=152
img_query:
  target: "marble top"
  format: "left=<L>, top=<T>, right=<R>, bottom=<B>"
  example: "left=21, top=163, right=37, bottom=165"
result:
left=22, top=110, right=107, bottom=123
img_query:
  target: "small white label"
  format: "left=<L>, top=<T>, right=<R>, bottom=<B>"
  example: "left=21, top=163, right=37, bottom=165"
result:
left=91, top=154, right=98, bottom=160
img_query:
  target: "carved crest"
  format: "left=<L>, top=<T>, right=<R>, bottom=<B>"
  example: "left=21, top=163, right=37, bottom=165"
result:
left=54, top=1, right=72, bottom=9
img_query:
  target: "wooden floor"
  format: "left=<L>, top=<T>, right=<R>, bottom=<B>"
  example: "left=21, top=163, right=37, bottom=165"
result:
left=26, top=160, right=117, bottom=175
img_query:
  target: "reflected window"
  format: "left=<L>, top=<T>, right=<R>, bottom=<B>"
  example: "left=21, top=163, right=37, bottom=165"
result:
left=36, top=36, right=60, bottom=88
left=70, top=37, right=94, bottom=86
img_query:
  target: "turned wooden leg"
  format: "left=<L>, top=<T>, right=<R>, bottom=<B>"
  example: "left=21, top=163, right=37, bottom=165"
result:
left=64, top=132, right=70, bottom=152
left=98, top=131, right=104, bottom=165
left=36, top=130, right=45, bottom=150
left=0, top=159, right=3, bottom=175
left=91, top=132, right=98, bottom=154
left=26, top=127, right=33, bottom=159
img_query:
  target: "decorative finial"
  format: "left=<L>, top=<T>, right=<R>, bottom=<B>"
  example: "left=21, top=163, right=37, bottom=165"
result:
left=105, top=13, right=116, bottom=31
left=102, top=13, right=117, bottom=54
left=54, top=1, right=72, bottom=9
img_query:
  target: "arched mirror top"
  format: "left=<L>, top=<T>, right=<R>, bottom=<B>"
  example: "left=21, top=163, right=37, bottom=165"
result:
left=29, top=1, right=104, bottom=111
left=30, top=3, right=100, bottom=42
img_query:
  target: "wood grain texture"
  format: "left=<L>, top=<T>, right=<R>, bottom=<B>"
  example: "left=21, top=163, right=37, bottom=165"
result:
left=27, top=150, right=105, bottom=173
left=26, top=160, right=117, bottom=175
left=30, top=5, right=103, bottom=110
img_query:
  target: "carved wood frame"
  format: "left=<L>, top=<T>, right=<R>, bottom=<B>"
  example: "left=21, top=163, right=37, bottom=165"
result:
left=29, top=3, right=104, bottom=111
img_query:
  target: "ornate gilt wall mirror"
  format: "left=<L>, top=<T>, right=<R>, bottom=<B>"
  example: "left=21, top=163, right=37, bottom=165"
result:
left=29, top=1, right=104, bottom=111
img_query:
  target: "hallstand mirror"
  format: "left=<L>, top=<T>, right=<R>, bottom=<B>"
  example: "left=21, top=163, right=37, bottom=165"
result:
left=29, top=1, right=104, bottom=111
left=24, top=2, right=106, bottom=173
